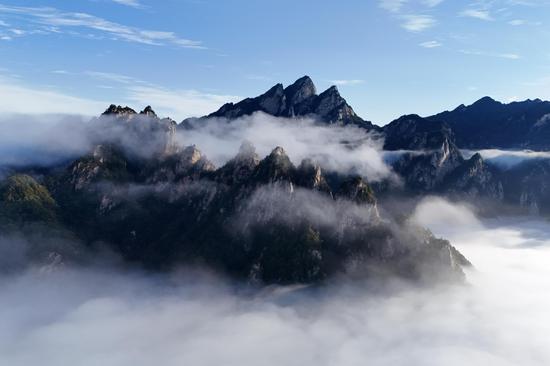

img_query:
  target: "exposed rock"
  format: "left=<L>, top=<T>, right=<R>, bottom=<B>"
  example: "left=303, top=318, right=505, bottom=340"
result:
left=198, top=76, right=378, bottom=130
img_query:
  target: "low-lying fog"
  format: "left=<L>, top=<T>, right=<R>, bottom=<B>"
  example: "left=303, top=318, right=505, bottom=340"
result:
left=462, top=148, right=550, bottom=168
left=1, top=197, right=549, bottom=366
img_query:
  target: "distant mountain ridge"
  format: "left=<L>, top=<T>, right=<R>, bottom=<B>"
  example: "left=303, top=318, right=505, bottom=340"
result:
left=182, top=75, right=550, bottom=151
left=428, top=97, right=550, bottom=150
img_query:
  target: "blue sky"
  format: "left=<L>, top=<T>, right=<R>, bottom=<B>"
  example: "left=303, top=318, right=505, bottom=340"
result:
left=0, top=0, right=549, bottom=125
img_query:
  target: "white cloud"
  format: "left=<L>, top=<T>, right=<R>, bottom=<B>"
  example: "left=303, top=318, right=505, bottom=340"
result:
left=126, top=85, right=241, bottom=120
left=2, top=210, right=550, bottom=365
left=85, top=71, right=146, bottom=84
left=0, top=69, right=238, bottom=119
left=459, top=9, right=494, bottom=21
left=180, top=113, right=393, bottom=180
left=0, top=78, right=107, bottom=115
left=422, top=0, right=444, bottom=6
left=111, top=0, right=143, bottom=8
left=379, top=0, right=408, bottom=13
left=459, top=49, right=521, bottom=59
left=401, top=14, right=436, bottom=32
left=0, top=4, right=204, bottom=48
left=419, top=40, right=442, bottom=48
left=329, top=79, right=365, bottom=86
left=509, top=19, right=526, bottom=25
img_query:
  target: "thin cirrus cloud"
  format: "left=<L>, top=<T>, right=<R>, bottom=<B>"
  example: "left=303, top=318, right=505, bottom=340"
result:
left=0, top=77, right=108, bottom=116
left=111, top=0, right=144, bottom=8
left=82, top=70, right=241, bottom=119
left=329, top=79, right=365, bottom=86
left=378, top=0, right=408, bottom=13
left=419, top=40, right=442, bottom=48
left=125, top=85, right=241, bottom=120
left=422, top=0, right=444, bottom=6
left=0, top=4, right=204, bottom=49
left=0, top=69, right=240, bottom=119
left=401, top=14, right=436, bottom=32
left=459, top=9, right=494, bottom=21
left=459, top=49, right=521, bottom=59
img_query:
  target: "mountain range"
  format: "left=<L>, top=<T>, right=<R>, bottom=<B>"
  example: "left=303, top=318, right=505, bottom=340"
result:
left=2, top=75, right=550, bottom=284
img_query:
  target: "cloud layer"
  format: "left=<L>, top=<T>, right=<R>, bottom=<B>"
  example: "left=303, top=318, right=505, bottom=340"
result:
left=181, top=113, right=393, bottom=181
left=1, top=197, right=549, bottom=365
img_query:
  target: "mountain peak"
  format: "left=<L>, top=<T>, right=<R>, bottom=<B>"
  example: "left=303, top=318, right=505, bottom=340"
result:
left=102, top=104, right=137, bottom=116
left=284, top=75, right=317, bottom=106
left=140, top=105, right=158, bottom=118
left=472, top=96, right=500, bottom=107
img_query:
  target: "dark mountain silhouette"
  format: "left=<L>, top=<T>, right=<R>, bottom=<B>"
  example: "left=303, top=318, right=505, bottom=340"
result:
left=183, top=76, right=378, bottom=130
left=429, top=97, right=550, bottom=150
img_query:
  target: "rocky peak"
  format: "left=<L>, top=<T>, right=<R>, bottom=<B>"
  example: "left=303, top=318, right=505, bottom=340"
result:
left=252, top=146, right=295, bottom=184
left=338, top=176, right=376, bottom=205
left=236, top=141, right=260, bottom=162
left=214, top=142, right=260, bottom=185
left=284, top=75, right=317, bottom=106
left=472, top=96, right=500, bottom=107
left=102, top=104, right=137, bottom=117
left=296, top=159, right=330, bottom=193
left=382, top=115, right=456, bottom=151
left=140, top=105, right=158, bottom=118
left=180, top=145, right=204, bottom=166
left=316, top=86, right=344, bottom=111
left=258, top=83, right=286, bottom=115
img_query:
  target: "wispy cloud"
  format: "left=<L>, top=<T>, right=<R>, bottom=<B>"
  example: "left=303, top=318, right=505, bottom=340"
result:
left=1, top=67, right=239, bottom=118
left=459, top=9, right=494, bottom=21
left=419, top=40, right=442, bottom=48
left=126, top=85, right=240, bottom=119
left=401, top=14, right=436, bottom=32
left=111, top=0, right=144, bottom=8
left=0, top=76, right=107, bottom=115
left=422, top=0, right=444, bottom=6
left=52, top=68, right=237, bottom=118
left=378, top=0, right=408, bottom=13
left=0, top=4, right=204, bottom=49
left=329, top=79, right=365, bottom=86
left=460, top=49, right=521, bottom=59
left=85, top=71, right=147, bottom=84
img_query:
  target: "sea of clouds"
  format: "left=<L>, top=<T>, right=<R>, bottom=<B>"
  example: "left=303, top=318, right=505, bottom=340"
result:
left=1, top=197, right=549, bottom=366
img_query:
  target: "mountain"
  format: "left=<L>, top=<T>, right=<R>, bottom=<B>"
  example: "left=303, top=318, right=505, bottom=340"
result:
left=183, top=76, right=378, bottom=130
left=429, top=97, right=550, bottom=150
left=382, top=114, right=455, bottom=151
left=55, top=81, right=550, bottom=217
left=9, top=76, right=550, bottom=282
left=0, top=108, right=470, bottom=283
left=181, top=77, right=550, bottom=152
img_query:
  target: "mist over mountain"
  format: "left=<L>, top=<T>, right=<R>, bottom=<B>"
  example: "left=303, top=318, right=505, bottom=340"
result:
left=2, top=74, right=550, bottom=366
left=3, top=75, right=550, bottom=282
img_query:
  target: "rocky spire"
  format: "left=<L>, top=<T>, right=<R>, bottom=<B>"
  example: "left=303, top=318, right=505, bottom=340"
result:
left=284, top=75, right=317, bottom=107
left=102, top=104, right=137, bottom=117
left=252, top=146, right=295, bottom=184
left=140, top=105, right=158, bottom=118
